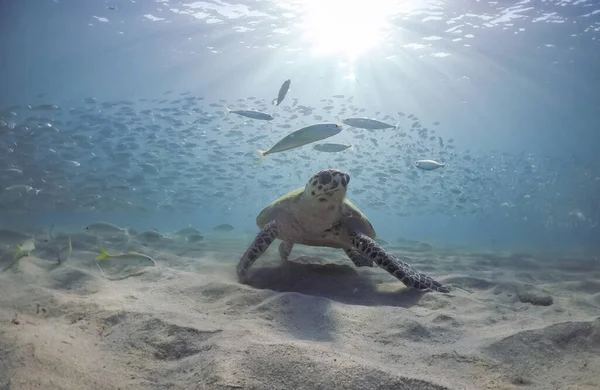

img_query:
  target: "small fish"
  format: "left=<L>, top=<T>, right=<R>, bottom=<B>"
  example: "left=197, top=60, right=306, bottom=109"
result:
left=2, top=168, right=23, bottom=175
left=415, top=159, right=445, bottom=170
left=212, top=223, right=235, bottom=232
left=272, top=79, right=291, bottom=106
left=226, top=108, right=273, bottom=121
left=342, top=117, right=398, bottom=130
left=4, top=185, right=41, bottom=194
left=27, top=104, right=59, bottom=111
left=135, top=230, right=163, bottom=243
left=13, top=239, right=35, bottom=260
left=257, top=123, right=343, bottom=160
left=95, top=247, right=155, bottom=264
left=84, top=222, right=129, bottom=236
left=175, top=226, right=202, bottom=236
left=0, top=229, right=32, bottom=247
left=186, top=233, right=204, bottom=243
left=313, top=143, right=353, bottom=153
left=57, top=236, right=72, bottom=265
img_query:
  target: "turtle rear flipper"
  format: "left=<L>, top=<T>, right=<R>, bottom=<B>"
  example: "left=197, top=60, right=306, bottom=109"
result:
left=349, top=232, right=449, bottom=293
left=236, top=221, right=279, bottom=283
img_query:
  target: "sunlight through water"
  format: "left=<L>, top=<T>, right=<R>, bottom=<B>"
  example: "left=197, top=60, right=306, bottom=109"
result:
left=300, top=0, right=400, bottom=61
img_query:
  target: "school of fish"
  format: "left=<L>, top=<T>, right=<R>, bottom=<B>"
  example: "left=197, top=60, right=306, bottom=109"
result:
left=0, top=79, right=598, bottom=239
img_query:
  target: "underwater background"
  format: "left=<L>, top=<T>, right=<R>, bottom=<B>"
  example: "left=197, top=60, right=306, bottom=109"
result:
left=1, top=0, right=599, bottom=252
left=3, top=3, right=600, bottom=390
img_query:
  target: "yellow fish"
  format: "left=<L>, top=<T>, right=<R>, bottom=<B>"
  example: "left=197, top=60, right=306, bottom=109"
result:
left=13, top=239, right=35, bottom=260
left=95, top=247, right=155, bottom=264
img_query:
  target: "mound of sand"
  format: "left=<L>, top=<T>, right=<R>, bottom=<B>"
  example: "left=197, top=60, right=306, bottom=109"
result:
left=1, top=235, right=599, bottom=389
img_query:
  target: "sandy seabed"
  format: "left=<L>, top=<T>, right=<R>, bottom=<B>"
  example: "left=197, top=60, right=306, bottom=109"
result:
left=1, top=231, right=599, bottom=390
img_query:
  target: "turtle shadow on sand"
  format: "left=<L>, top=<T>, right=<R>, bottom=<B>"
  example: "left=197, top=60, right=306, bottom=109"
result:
left=245, top=255, right=427, bottom=308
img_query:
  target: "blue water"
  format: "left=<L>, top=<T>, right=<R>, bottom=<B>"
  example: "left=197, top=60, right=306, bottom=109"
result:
left=1, top=0, right=599, bottom=252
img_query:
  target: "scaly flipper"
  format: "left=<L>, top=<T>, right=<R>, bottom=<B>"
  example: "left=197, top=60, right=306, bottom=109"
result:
left=236, top=221, right=279, bottom=283
left=349, top=232, right=449, bottom=293
left=279, top=241, right=293, bottom=261
left=344, top=248, right=374, bottom=267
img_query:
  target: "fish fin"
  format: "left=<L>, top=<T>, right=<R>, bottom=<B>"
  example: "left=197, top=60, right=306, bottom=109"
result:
left=64, top=236, right=72, bottom=263
left=271, top=98, right=277, bottom=106
left=95, top=261, right=106, bottom=278
left=123, top=228, right=134, bottom=246
left=48, top=224, right=55, bottom=241
left=395, top=122, right=401, bottom=131
left=255, top=149, right=266, bottom=166
left=13, top=244, right=22, bottom=260
left=349, top=144, right=355, bottom=152
left=58, top=236, right=72, bottom=265
left=225, top=107, right=232, bottom=115
left=95, top=246, right=110, bottom=261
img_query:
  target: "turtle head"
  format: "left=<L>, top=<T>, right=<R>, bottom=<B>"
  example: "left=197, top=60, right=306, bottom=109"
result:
left=303, top=169, right=350, bottom=206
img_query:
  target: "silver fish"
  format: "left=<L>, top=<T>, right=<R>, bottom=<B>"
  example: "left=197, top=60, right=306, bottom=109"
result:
left=135, top=230, right=163, bottom=243
left=186, top=233, right=204, bottom=243
left=213, top=223, right=235, bottom=232
left=27, top=104, right=59, bottom=111
left=84, top=221, right=129, bottom=236
left=272, top=79, right=291, bottom=106
left=257, top=123, right=343, bottom=159
left=342, top=117, right=398, bottom=130
left=227, top=108, right=273, bottom=121
left=313, top=143, right=353, bottom=153
left=415, top=159, right=445, bottom=170
left=0, top=229, right=32, bottom=247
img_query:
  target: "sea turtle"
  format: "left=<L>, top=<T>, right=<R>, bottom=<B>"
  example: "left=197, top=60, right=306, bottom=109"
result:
left=236, top=169, right=449, bottom=293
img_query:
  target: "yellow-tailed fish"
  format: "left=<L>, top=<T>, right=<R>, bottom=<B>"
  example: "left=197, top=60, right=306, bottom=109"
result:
left=95, top=247, right=155, bottom=264
left=256, top=123, right=343, bottom=163
left=0, top=228, right=32, bottom=247
left=13, top=239, right=35, bottom=260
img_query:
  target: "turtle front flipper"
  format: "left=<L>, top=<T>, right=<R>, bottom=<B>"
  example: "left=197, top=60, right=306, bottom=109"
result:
left=344, top=248, right=374, bottom=267
left=236, top=221, right=279, bottom=283
left=279, top=241, right=293, bottom=261
left=349, top=232, right=449, bottom=293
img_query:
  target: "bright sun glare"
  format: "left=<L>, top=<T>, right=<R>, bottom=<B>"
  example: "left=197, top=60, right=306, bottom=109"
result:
left=301, top=0, right=397, bottom=60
